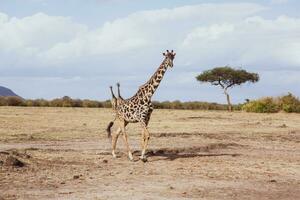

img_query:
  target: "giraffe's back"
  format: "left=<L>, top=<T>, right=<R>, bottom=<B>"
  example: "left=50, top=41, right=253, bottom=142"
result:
left=117, top=98, right=153, bottom=124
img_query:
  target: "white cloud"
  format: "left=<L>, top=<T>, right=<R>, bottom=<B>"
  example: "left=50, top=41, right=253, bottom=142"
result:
left=0, top=3, right=267, bottom=67
left=180, top=15, right=300, bottom=70
left=183, top=23, right=235, bottom=45
left=0, top=12, right=87, bottom=68
left=271, top=0, right=289, bottom=5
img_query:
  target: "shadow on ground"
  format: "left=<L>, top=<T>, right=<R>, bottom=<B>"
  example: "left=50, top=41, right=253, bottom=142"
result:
left=132, top=142, right=242, bottom=161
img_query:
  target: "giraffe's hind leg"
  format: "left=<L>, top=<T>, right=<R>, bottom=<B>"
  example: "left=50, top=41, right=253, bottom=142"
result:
left=120, top=121, right=134, bottom=161
left=140, top=124, right=150, bottom=162
left=111, top=127, right=121, bottom=158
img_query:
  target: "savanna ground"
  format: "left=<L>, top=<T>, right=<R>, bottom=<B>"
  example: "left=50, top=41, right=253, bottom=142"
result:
left=0, top=107, right=299, bottom=200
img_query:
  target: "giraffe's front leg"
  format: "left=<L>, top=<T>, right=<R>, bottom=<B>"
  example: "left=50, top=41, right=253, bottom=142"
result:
left=111, top=127, right=121, bottom=158
left=122, top=132, right=133, bottom=161
left=140, top=125, right=150, bottom=162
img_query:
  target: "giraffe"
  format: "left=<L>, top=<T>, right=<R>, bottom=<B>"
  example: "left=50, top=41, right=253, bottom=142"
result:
left=106, top=50, right=176, bottom=161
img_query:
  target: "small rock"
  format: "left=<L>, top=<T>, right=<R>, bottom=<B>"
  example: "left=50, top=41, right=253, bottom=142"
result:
left=103, top=159, right=108, bottom=163
left=279, top=124, right=287, bottom=128
left=60, top=181, right=66, bottom=184
left=73, top=175, right=80, bottom=179
left=269, top=179, right=277, bottom=183
left=4, top=156, right=25, bottom=167
left=169, top=186, right=174, bottom=190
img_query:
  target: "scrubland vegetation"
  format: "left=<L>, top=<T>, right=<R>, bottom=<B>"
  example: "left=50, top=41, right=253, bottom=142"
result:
left=0, top=95, right=231, bottom=110
left=242, top=93, right=300, bottom=113
left=1, top=93, right=299, bottom=113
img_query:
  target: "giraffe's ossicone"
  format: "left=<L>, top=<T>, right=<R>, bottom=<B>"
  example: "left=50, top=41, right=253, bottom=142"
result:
left=106, top=50, right=176, bottom=162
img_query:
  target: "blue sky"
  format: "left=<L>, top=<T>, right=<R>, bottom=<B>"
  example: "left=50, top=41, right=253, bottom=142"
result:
left=0, top=0, right=300, bottom=103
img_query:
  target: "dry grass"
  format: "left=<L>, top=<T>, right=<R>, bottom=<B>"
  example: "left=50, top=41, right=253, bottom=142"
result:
left=0, top=107, right=299, bottom=200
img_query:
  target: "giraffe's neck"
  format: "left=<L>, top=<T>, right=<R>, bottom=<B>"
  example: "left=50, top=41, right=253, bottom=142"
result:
left=136, top=59, right=168, bottom=101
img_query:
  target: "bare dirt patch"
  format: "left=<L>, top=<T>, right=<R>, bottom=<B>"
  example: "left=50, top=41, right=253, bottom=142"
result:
left=0, top=107, right=299, bottom=200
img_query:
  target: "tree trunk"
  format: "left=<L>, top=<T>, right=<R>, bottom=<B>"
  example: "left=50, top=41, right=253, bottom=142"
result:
left=224, top=89, right=232, bottom=112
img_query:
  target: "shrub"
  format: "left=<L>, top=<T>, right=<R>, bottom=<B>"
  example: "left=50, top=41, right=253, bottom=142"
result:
left=0, top=97, right=7, bottom=106
left=82, top=100, right=100, bottom=108
left=102, top=100, right=112, bottom=108
left=62, top=96, right=73, bottom=107
left=242, top=97, right=279, bottom=113
left=38, top=99, right=50, bottom=107
left=72, top=99, right=83, bottom=107
left=6, top=96, right=24, bottom=106
left=278, top=93, right=300, bottom=113
left=50, top=98, right=63, bottom=107
left=152, top=100, right=229, bottom=110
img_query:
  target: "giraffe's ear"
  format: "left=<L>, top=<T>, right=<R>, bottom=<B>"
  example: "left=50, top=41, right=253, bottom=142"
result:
left=163, top=53, right=166, bottom=56
left=173, top=53, right=176, bottom=56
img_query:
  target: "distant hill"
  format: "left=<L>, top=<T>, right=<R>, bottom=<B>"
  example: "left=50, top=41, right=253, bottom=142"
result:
left=0, top=86, right=19, bottom=97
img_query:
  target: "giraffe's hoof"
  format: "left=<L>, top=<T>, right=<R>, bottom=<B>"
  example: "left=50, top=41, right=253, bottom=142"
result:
left=112, top=154, right=117, bottom=159
left=129, top=156, right=134, bottom=161
left=140, top=156, right=148, bottom=162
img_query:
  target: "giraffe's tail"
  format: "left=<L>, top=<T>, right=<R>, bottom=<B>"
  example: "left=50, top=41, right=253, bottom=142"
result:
left=106, top=121, right=114, bottom=138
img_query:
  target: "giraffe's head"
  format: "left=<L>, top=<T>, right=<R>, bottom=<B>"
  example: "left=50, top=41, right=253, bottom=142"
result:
left=163, top=50, right=176, bottom=68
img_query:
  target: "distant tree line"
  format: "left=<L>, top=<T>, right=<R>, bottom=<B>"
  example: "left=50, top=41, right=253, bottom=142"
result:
left=1, top=94, right=299, bottom=113
left=0, top=96, right=111, bottom=108
left=0, top=96, right=235, bottom=110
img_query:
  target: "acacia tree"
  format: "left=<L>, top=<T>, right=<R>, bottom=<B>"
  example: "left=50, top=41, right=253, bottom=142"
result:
left=196, top=66, right=259, bottom=111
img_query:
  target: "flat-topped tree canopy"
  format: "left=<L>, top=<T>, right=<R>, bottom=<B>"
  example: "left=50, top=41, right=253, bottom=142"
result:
left=196, top=66, right=259, bottom=111
left=196, top=66, right=259, bottom=89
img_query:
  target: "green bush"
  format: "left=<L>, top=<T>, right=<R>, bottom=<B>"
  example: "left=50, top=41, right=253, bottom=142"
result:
left=24, top=99, right=49, bottom=107
left=72, top=99, right=83, bottom=107
left=102, top=100, right=112, bottom=108
left=152, top=100, right=230, bottom=110
left=278, top=93, right=300, bottom=113
left=62, top=96, right=73, bottom=107
left=82, top=100, right=100, bottom=108
left=50, top=98, right=63, bottom=107
left=242, top=97, right=279, bottom=113
left=243, top=93, right=300, bottom=113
